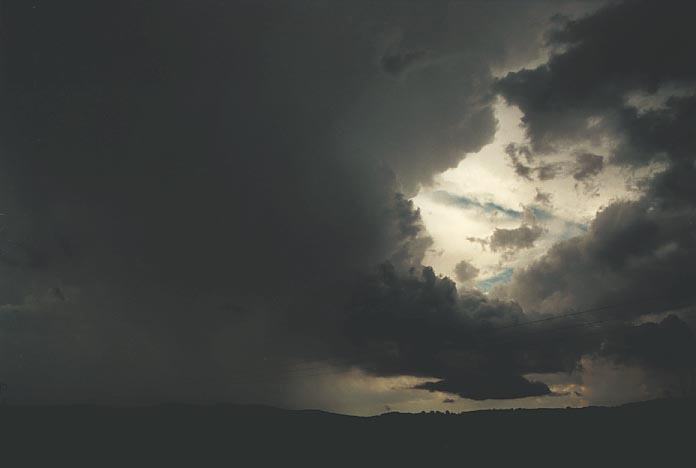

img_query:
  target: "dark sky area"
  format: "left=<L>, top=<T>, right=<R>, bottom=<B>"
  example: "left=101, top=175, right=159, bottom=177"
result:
left=0, top=0, right=694, bottom=413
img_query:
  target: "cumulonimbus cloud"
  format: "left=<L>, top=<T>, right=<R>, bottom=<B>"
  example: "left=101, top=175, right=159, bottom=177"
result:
left=1, top=0, right=694, bottom=407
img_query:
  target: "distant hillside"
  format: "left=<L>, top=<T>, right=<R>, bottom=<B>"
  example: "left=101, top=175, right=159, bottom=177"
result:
left=1, top=398, right=693, bottom=464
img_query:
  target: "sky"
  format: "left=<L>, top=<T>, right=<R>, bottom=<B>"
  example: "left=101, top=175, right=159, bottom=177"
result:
left=0, top=0, right=695, bottom=415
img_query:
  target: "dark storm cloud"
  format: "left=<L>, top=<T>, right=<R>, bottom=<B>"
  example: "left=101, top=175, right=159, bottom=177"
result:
left=4, top=0, right=687, bottom=407
left=0, top=0, right=464, bottom=403
left=340, top=265, right=561, bottom=400
left=496, top=0, right=696, bottom=161
left=601, top=315, right=696, bottom=373
left=599, top=314, right=696, bottom=396
left=338, top=260, right=656, bottom=401
left=0, top=0, right=579, bottom=404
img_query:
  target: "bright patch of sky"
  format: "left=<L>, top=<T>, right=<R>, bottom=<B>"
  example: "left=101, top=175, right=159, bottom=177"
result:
left=412, top=99, right=655, bottom=291
left=476, top=268, right=514, bottom=292
left=281, top=360, right=646, bottom=416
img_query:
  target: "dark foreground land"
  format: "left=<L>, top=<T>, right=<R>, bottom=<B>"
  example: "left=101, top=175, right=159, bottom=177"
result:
left=1, top=398, right=694, bottom=465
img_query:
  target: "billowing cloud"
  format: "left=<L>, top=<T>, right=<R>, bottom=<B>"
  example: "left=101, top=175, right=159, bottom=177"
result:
left=340, top=265, right=558, bottom=401
left=496, top=0, right=696, bottom=164
left=494, top=0, right=696, bottom=316
left=491, top=0, right=696, bottom=400
left=601, top=315, right=696, bottom=374
left=497, top=200, right=696, bottom=315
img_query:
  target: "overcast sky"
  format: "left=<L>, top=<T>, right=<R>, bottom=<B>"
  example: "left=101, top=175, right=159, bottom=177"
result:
left=0, top=0, right=695, bottom=415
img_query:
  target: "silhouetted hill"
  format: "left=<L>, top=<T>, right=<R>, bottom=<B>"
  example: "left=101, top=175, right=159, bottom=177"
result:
left=1, top=398, right=693, bottom=465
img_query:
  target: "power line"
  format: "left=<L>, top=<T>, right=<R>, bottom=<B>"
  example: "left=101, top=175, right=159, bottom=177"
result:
left=487, top=296, right=687, bottom=333
left=231, top=300, right=640, bottom=377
